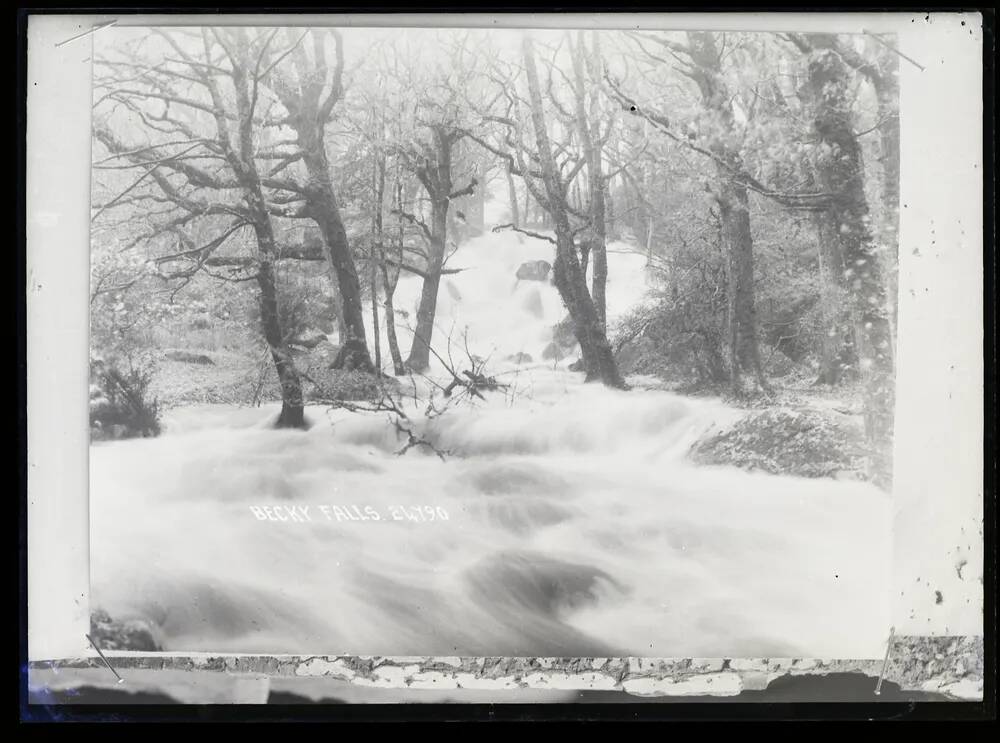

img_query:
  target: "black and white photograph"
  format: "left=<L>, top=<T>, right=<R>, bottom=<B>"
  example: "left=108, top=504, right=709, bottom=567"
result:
left=22, top=10, right=987, bottom=711
left=85, top=21, right=908, bottom=659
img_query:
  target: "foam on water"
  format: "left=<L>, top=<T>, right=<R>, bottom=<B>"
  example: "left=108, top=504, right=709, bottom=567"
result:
left=90, top=203, right=892, bottom=658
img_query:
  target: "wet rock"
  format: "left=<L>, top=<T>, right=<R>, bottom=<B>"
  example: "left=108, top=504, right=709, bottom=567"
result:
left=164, top=350, right=214, bottom=365
left=289, top=328, right=328, bottom=349
left=90, top=608, right=161, bottom=652
left=515, top=260, right=551, bottom=282
left=522, top=288, right=544, bottom=318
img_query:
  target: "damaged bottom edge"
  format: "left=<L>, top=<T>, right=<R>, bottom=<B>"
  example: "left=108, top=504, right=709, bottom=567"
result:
left=26, top=635, right=984, bottom=705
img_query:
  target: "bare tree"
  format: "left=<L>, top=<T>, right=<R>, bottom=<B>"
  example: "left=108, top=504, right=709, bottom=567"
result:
left=519, top=35, right=625, bottom=388
left=463, top=34, right=625, bottom=387
left=92, top=28, right=309, bottom=427
left=263, top=28, right=375, bottom=373
left=569, top=31, right=611, bottom=331
left=375, top=34, right=480, bottom=372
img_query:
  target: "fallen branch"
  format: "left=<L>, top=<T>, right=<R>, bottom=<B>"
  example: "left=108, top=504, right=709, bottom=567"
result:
left=391, top=417, right=450, bottom=461
left=491, top=223, right=557, bottom=245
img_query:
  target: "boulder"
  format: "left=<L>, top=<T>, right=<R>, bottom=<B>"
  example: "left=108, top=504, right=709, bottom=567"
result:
left=290, top=328, right=328, bottom=349
left=515, top=260, right=552, bottom=282
left=506, top=352, right=533, bottom=364
left=522, top=288, right=544, bottom=318
left=568, top=358, right=585, bottom=372
left=164, top=350, right=214, bottom=365
left=90, top=608, right=161, bottom=652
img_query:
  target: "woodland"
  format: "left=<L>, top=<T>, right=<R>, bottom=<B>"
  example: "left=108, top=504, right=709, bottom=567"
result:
left=89, top=27, right=900, bottom=472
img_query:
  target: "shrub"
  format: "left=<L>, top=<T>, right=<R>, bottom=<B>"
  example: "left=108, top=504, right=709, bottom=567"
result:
left=611, top=294, right=729, bottom=386
left=90, top=353, right=161, bottom=440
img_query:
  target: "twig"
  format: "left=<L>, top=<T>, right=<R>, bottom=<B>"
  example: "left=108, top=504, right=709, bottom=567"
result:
left=862, top=30, right=925, bottom=72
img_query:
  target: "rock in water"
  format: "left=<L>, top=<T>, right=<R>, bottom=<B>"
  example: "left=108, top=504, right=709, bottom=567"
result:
left=164, top=350, right=214, bottom=365
left=290, top=328, right=328, bottom=349
left=90, top=608, right=161, bottom=652
left=522, top=288, right=544, bottom=318
left=515, top=260, right=552, bottom=281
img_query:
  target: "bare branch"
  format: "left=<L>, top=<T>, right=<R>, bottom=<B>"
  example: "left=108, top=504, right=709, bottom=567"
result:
left=491, top=223, right=557, bottom=245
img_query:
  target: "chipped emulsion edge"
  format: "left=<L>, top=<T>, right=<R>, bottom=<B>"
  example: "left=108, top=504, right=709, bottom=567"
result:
left=29, top=636, right=985, bottom=700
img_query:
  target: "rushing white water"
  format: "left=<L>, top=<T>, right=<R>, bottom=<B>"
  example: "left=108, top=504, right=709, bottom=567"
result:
left=90, top=198, right=892, bottom=658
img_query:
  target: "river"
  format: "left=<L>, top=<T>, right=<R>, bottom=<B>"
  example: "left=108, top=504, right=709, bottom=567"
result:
left=89, top=212, right=892, bottom=659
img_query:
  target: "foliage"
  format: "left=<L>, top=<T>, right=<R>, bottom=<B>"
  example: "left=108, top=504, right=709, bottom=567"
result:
left=90, top=351, right=161, bottom=440
left=690, top=407, right=870, bottom=481
left=87, top=27, right=899, bottom=439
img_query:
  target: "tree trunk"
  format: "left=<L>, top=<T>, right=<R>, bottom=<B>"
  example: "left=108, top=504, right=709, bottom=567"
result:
left=469, top=162, right=486, bottom=235
left=806, top=43, right=895, bottom=449
left=551, top=236, right=624, bottom=387
left=255, top=254, right=305, bottom=428
left=227, top=45, right=305, bottom=428
left=605, top=176, right=617, bottom=240
left=645, top=216, right=654, bottom=265
left=245, top=195, right=305, bottom=427
left=826, top=36, right=900, bottom=363
left=382, top=285, right=405, bottom=375
left=814, top=211, right=859, bottom=385
left=874, top=58, right=900, bottom=362
left=571, top=31, right=609, bottom=333
left=406, top=199, right=447, bottom=371
left=405, top=125, right=465, bottom=373
left=685, top=32, right=767, bottom=393
left=717, top=177, right=768, bottom=393
left=370, top=152, right=386, bottom=372
left=589, top=202, right=608, bottom=335
left=301, top=149, right=375, bottom=373
left=522, top=36, right=626, bottom=389
left=265, top=29, right=374, bottom=374
left=381, top=179, right=407, bottom=375
left=370, top=261, right=381, bottom=371
left=505, top=164, right=520, bottom=227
